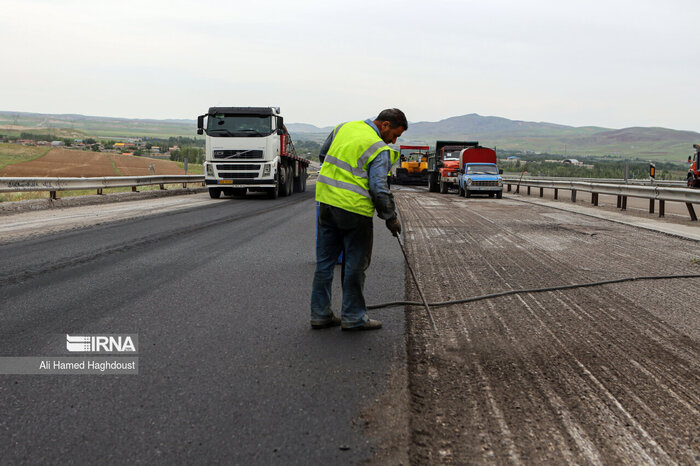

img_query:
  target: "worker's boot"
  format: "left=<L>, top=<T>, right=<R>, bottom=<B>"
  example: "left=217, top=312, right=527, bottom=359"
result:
left=341, top=319, right=382, bottom=331
left=311, top=315, right=341, bottom=329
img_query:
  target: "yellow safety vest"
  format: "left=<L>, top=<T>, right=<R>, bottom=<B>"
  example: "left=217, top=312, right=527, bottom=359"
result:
left=316, top=121, right=399, bottom=217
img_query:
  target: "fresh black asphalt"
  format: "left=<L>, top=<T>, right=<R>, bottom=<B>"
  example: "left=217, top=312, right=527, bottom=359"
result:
left=0, top=188, right=405, bottom=464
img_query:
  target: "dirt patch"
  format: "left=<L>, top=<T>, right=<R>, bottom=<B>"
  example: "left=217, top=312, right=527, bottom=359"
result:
left=0, top=148, right=185, bottom=177
left=107, top=152, right=185, bottom=176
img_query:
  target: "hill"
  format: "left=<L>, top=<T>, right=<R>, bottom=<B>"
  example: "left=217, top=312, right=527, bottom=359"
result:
left=0, top=111, right=196, bottom=139
left=1, top=110, right=697, bottom=161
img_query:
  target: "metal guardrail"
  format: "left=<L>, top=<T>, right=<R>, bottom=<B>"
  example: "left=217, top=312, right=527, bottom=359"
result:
left=504, top=178, right=700, bottom=221
left=502, top=175, right=686, bottom=187
left=0, top=175, right=205, bottom=199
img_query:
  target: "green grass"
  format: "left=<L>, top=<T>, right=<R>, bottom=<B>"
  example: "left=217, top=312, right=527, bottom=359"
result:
left=105, top=153, right=122, bottom=176
left=0, top=143, right=51, bottom=170
left=175, top=161, right=204, bottom=174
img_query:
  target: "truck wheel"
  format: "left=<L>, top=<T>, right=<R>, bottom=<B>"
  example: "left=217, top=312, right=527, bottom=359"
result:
left=428, top=175, right=439, bottom=192
left=439, top=181, right=448, bottom=194
left=489, top=193, right=495, bottom=198
left=268, top=170, right=280, bottom=199
left=293, top=168, right=303, bottom=193
left=496, top=191, right=503, bottom=199
left=209, top=188, right=222, bottom=199
left=688, top=175, right=697, bottom=188
left=286, top=166, right=294, bottom=195
left=280, top=166, right=290, bottom=197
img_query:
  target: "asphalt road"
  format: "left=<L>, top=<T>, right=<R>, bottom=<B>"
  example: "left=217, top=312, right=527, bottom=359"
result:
left=0, top=188, right=405, bottom=464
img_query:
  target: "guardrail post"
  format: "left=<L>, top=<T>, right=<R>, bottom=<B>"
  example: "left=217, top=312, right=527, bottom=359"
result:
left=516, top=184, right=520, bottom=193
left=159, top=184, right=165, bottom=190
left=659, top=200, right=665, bottom=217
left=527, top=186, right=531, bottom=195
left=539, top=187, right=544, bottom=197
left=182, top=183, right=187, bottom=188
left=617, top=195, right=622, bottom=208
left=507, top=184, right=511, bottom=192
left=621, top=196, right=627, bottom=211
left=132, top=186, right=138, bottom=192
left=571, top=189, right=577, bottom=202
left=97, top=188, right=103, bottom=195
left=592, top=193, right=598, bottom=206
left=554, top=188, right=558, bottom=199
left=50, top=191, right=57, bottom=200
left=649, top=199, right=654, bottom=214
left=687, top=203, right=698, bottom=221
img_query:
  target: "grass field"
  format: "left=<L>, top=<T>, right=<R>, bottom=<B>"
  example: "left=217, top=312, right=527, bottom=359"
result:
left=0, top=143, right=51, bottom=170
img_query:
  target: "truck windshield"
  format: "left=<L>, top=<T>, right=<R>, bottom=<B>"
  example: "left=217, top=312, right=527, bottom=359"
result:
left=443, top=151, right=460, bottom=161
left=207, top=114, right=273, bottom=137
left=466, top=164, right=498, bottom=175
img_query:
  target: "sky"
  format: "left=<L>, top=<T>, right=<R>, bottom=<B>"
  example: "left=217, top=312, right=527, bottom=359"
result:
left=2, top=0, right=699, bottom=131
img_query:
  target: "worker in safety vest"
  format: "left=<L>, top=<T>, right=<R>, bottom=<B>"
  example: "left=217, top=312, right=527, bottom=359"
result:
left=310, top=108, right=406, bottom=331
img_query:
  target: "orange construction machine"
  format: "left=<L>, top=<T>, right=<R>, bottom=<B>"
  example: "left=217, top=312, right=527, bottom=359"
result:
left=392, top=145, right=429, bottom=185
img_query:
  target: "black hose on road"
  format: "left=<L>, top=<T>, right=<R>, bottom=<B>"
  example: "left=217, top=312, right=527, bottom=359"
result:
left=367, top=273, right=700, bottom=311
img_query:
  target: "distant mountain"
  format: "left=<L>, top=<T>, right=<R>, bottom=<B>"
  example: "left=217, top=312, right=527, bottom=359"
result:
left=1, top=110, right=697, bottom=160
left=398, top=114, right=698, bottom=161
left=285, top=123, right=333, bottom=134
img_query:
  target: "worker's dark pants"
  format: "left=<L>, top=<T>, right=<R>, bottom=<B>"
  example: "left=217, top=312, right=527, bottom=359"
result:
left=310, top=203, right=373, bottom=327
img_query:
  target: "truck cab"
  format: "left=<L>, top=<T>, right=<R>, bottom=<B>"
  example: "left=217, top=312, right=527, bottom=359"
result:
left=456, top=147, right=503, bottom=198
left=197, top=107, right=309, bottom=199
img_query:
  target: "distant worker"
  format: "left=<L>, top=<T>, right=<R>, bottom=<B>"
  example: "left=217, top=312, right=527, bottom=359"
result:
left=310, top=109, right=407, bottom=331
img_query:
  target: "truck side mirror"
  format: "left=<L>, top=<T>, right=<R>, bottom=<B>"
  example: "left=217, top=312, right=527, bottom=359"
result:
left=499, top=169, right=503, bottom=174
left=197, top=115, right=204, bottom=135
left=276, top=128, right=285, bottom=135
left=689, top=156, right=692, bottom=163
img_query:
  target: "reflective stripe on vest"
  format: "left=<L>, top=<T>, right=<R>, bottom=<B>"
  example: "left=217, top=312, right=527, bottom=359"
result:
left=316, top=121, right=392, bottom=217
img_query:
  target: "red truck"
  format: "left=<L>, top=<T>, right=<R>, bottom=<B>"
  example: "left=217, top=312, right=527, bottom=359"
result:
left=426, top=141, right=499, bottom=194
left=689, top=144, right=700, bottom=188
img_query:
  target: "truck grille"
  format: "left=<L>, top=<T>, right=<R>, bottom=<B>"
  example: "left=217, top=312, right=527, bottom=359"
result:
left=212, top=150, right=264, bottom=159
left=473, top=180, right=499, bottom=187
left=216, top=164, right=261, bottom=171
left=219, top=173, right=259, bottom=179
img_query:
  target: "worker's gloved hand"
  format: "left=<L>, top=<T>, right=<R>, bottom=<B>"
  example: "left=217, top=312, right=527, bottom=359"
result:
left=386, top=215, right=401, bottom=237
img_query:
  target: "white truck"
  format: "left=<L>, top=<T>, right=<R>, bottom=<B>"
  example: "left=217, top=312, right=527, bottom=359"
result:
left=197, top=107, right=310, bottom=199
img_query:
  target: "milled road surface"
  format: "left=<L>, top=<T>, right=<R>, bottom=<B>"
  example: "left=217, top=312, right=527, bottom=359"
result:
left=0, top=189, right=405, bottom=464
left=395, top=189, right=700, bottom=464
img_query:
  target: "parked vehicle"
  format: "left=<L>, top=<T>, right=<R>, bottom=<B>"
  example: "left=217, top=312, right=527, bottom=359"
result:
left=456, top=147, right=503, bottom=198
left=688, top=144, right=700, bottom=188
left=427, top=140, right=480, bottom=193
left=392, top=145, right=430, bottom=185
left=197, top=107, right=309, bottom=199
